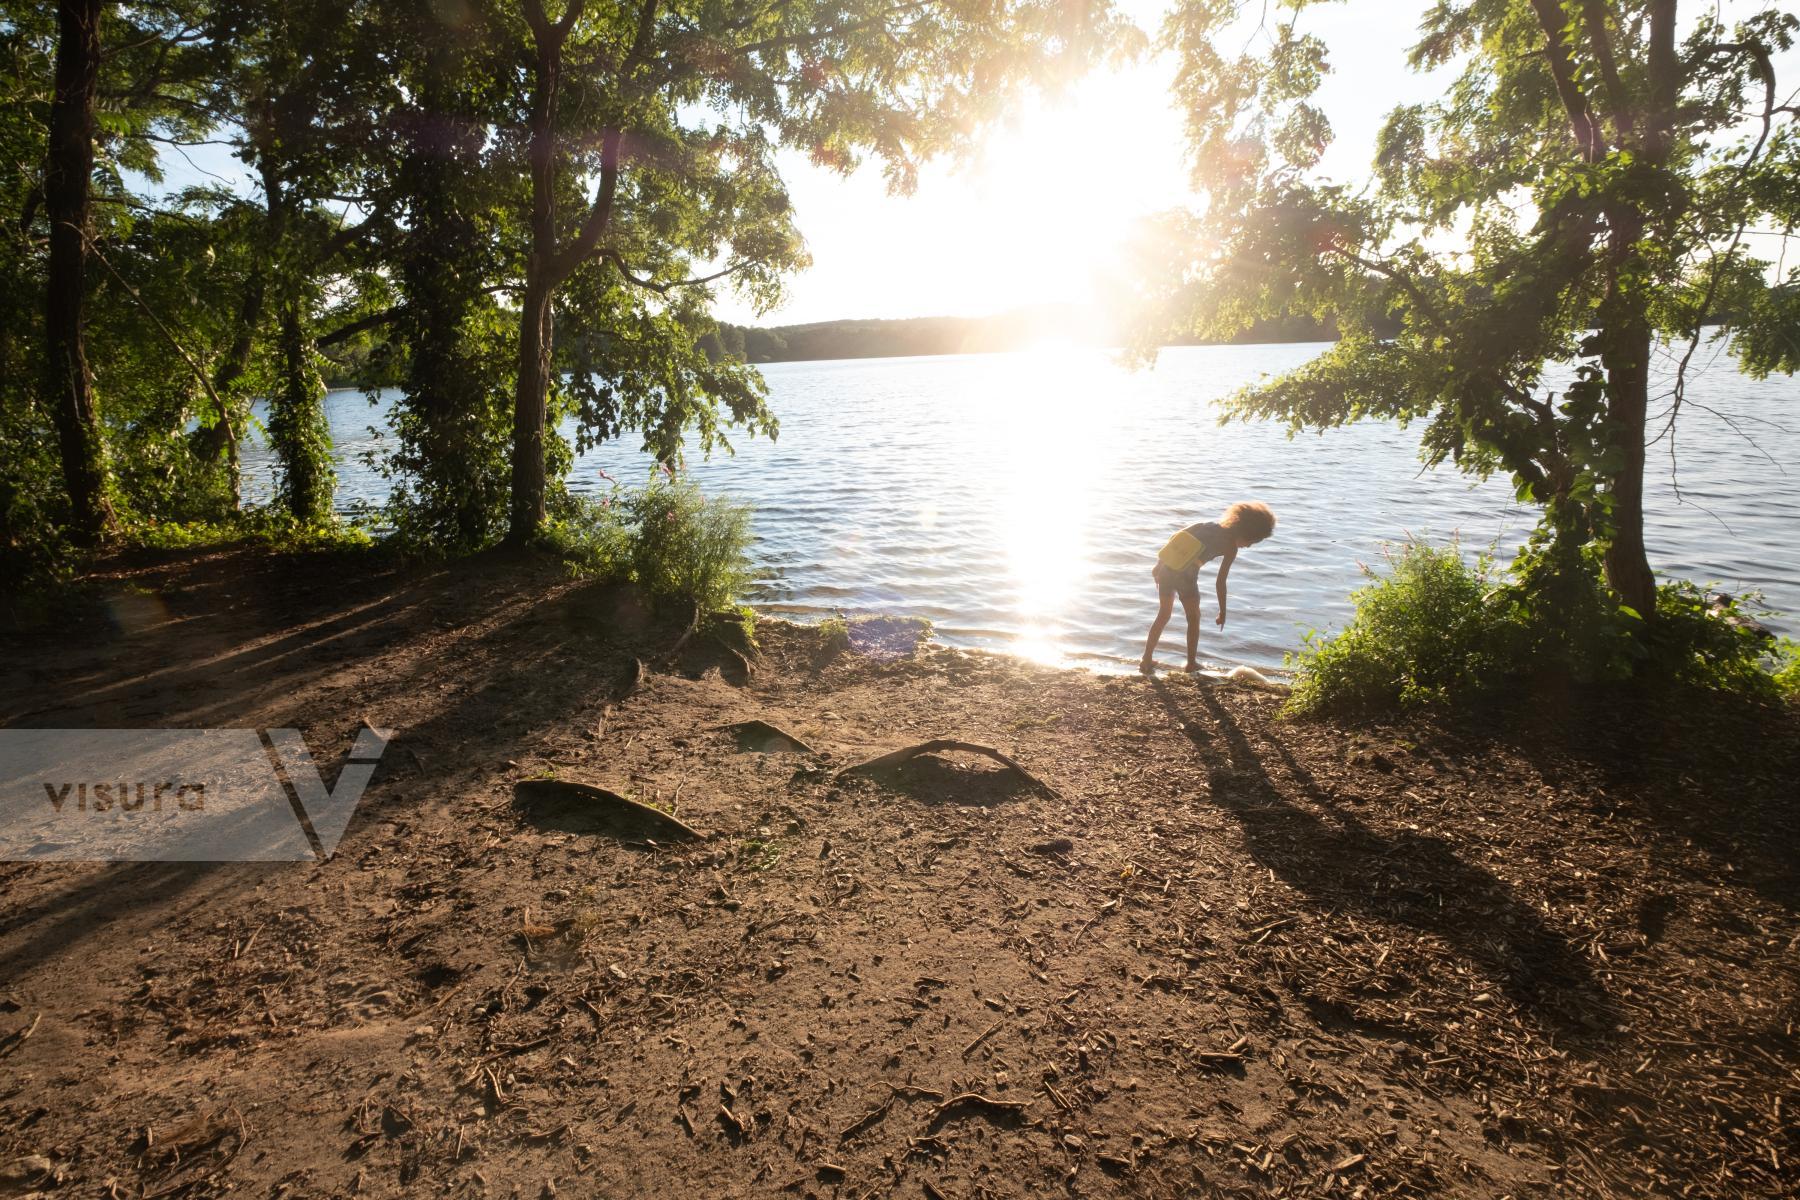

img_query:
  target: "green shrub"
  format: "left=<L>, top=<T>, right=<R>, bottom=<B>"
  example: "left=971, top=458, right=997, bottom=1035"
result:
left=622, top=479, right=751, bottom=612
left=547, top=479, right=752, bottom=613
left=1287, top=539, right=1798, bottom=716
left=1646, top=583, right=1782, bottom=696
left=543, top=493, right=631, bottom=578
left=1772, top=639, right=1800, bottom=701
left=1504, top=533, right=1640, bottom=684
left=1286, top=542, right=1518, bottom=715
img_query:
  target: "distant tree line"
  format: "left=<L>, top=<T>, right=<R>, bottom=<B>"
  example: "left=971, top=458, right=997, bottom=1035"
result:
left=700, top=309, right=1358, bottom=364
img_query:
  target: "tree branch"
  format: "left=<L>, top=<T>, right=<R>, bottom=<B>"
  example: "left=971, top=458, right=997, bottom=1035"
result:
left=1528, top=0, right=1606, bottom=160
left=546, top=0, right=657, bottom=285
left=1321, top=240, right=1563, bottom=440
left=77, top=224, right=236, bottom=473
left=600, top=252, right=748, bottom=295
left=524, top=0, right=585, bottom=46
left=317, top=284, right=519, bottom=349
left=320, top=209, right=384, bottom=260
left=1320, top=240, right=1445, bottom=327
left=1578, top=0, right=1634, bottom=142
left=723, top=2, right=932, bottom=57
left=316, top=307, right=398, bottom=349
left=1664, top=34, right=1781, bottom=449
left=1643, top=0, right=1678, bottom=159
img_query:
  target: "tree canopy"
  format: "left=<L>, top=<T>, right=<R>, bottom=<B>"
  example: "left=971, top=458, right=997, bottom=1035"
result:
left=2, top=0, right=1136, bottom=570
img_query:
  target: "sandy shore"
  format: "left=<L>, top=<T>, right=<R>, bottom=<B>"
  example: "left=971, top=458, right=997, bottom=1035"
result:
left=1, top=545, right=1796, bottom=1198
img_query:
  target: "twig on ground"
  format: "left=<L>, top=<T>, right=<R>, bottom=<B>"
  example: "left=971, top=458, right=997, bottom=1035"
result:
left=962, top=1019, right=1003, bottom=1058
left=0, top=1012, right=41, bottom=1057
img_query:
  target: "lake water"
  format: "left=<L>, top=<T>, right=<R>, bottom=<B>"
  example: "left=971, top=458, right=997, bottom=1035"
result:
left=242, top=343, right=1798, bottom=673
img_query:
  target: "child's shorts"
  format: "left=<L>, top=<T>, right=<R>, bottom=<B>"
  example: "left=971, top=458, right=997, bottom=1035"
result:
left=1152, top=562, right=1201, bottom=607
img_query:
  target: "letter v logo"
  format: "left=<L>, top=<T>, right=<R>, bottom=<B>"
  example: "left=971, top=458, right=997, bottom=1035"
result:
left=263, top=727, right=388, bottom=860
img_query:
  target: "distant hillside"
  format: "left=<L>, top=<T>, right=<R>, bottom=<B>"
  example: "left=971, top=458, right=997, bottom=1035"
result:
left=703, top=309, right=1342, bottom=365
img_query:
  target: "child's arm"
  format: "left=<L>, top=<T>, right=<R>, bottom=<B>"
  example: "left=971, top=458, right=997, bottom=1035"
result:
left=1214, top=546, right=1237, bottom=628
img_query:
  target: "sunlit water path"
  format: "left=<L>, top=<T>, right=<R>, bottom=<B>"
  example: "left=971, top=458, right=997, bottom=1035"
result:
left=243, top=343, right=1798, bottom=673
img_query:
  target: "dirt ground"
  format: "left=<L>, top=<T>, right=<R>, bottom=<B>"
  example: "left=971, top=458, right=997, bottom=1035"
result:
left=1, top=545, right=1797, bottom=1199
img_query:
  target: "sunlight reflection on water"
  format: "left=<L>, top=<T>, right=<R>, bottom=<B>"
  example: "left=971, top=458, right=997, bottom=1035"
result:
left=243, top=342, right=1799, bottom=673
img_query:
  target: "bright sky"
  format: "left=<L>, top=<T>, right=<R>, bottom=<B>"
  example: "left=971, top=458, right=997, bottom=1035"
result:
left=718, top=1, right=1459, bottom=326
left=144, top=2, right=1793, bottom=329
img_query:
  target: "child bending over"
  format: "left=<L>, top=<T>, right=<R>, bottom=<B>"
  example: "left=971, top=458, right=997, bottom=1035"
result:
left=1140, top=501, right=1276, bottom=674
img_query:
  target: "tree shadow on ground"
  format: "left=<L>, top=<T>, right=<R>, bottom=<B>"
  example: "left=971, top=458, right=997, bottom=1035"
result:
left=0, top=861, right=250, bottom=981
left=1153, top=678, right=1617, bottom=1041
left=1473, top=685, right=1800, bottom=914
left=0, top=546, right=677, bottom=981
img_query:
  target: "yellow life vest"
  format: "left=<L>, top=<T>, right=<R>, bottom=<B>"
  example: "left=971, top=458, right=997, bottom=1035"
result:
left=1152, top=528, right=1224, bottom=575
left=1158, top=528, right=1208, bottom=572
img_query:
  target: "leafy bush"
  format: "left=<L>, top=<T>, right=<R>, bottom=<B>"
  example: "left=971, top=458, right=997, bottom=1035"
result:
left=547, top=479, right=752, bottom=613
left=623, top=480, right=752, bottom=611
left=1772, top=640, right=1800, bottom=701
left=1286, top=542, right=1519, bottom=714
left=1287, top=539, right=1799, bottom=716
left=1646, top=583, right=1781, bottom=695
left=543, top=493, right=632, bottom=579
left=1504, top=532, right=1641, bottom=685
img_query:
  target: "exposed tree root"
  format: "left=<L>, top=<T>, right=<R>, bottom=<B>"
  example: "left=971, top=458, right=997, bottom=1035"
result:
left=712, top=638, right=754, bottom=685
left=927, top=1092, right=1030, bottom=1131
left=513, top=779, right=708, bottom=842
left=720, top=720, right=816, bottom=755
left=619, top=658, right=648, bottom=701
left=837, top=740, right=1057, bottom=798
left=654, top=600, right=703, bottom=669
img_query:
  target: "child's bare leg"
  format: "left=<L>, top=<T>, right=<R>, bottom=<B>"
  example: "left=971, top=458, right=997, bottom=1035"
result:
left=1180, top=593, right=1201, bottom=670
left=1141, top=590, right=1175, bottom=671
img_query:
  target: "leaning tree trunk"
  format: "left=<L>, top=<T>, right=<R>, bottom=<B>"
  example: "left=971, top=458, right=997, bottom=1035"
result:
left=189, top=265, right=264, bottom=505
left=43, top=0, right=115, bottom=544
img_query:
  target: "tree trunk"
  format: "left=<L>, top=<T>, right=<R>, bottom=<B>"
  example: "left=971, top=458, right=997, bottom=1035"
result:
left=190, top=266, right=264, bottom=504
left=272, top=293, right=332, bottom=521
left=387, top=4, right=511, bottom=550
left=1592, top=0, right=1680, bottom=623
left=257, top=162, right=332, bottom=523
left=43, top=0, right=115, bottom=544
left=508, top=283, right=553, bottom=542
left=1601, top=325, right=1657, bottom=618
left=505, top=27, right=564, bottom=546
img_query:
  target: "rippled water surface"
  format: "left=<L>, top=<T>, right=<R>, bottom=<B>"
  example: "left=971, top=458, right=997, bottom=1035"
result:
left=244, top=343, right=1799, bottom=672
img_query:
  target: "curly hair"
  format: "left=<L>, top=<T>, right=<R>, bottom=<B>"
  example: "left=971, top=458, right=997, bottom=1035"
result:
left=1220, top=501, right=1277, bottom=543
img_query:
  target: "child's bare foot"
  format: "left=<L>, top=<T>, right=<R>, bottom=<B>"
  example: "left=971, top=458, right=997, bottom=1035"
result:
left=1183, top=660, right=1201, bottom=673
left=1138, top=657, right=1156, bottom=674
